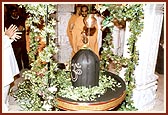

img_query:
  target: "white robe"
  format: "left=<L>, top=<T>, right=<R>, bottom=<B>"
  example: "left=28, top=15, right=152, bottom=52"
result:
left=2, top=35, right=19, bottom=87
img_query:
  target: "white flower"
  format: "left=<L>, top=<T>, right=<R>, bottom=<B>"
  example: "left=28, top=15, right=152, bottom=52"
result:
left=42, top=103, right=52, bottom=111
left=47, top=96, right=53, bottom=100
left=48, top=86, right=57, bottom=93
left=104, top=47, right=108, bottom=51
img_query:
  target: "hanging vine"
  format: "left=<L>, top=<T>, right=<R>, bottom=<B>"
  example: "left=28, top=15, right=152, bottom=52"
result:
left=96, top=4, right=144, bottom=110
left=13, top=4, right=59, bottom=111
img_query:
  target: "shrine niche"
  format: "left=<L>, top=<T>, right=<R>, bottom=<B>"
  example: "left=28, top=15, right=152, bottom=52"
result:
left=10, top=3, right=164, bottom=111
left=55, top=4, right=127, bottom=109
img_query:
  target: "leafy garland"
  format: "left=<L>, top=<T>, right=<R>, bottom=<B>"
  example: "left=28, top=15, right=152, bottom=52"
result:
left=13, top=4, right=59, bottom=111
left=96, top=4, right=144, bottom=110
left=57, top=70, right=122, bottom=101
left=13, top=3, right=144, bottom=111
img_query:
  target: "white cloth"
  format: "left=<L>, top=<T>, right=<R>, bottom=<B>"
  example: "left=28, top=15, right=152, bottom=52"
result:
left=2, top=35, right=19, bottom=87
left=2, top=35, right=19, bottom=112
left=94, top=15, right=103, bottom=52
left=3, top=85, right=10, bottom=112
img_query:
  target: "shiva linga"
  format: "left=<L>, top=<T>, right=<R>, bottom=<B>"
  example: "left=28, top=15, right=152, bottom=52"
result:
left=56, top=14, right=126, bottom=111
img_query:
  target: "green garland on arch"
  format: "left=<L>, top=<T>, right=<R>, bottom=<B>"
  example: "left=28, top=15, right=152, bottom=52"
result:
left=96, top=4, right=144, bottom=110
left=13, top=4, right=59, bottom=111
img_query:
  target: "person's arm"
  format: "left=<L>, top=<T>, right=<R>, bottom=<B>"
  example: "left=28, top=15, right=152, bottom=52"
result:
left=3, top=24, right=21, bottom=48
left=67, top=16, right=74, bottom=47
left=3, top=35, right=12, bottom=49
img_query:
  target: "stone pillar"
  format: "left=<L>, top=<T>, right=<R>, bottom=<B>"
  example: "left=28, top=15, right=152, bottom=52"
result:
left=119, top=3, right=164, bottom=111
left=112, top=26, right=126, bottom=57
left=132, top=4, right=164, bottom=111
left=56, top=4, right=74, bottom=63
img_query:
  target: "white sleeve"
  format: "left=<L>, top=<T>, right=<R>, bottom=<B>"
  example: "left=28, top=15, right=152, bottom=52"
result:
left=3, top=35, right=14, bottom=49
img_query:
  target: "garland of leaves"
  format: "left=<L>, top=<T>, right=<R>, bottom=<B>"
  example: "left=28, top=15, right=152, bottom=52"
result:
left=13, top=4, right=59, bottom=111
left=57, top=70, right=122, bottom=101
left=96, top=4, right=144, bottom=110
left=13, top=3, right=144, bottom=111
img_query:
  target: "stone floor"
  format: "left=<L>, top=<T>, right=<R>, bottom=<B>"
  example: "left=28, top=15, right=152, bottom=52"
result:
left=5, top=72, right=165, bottom=112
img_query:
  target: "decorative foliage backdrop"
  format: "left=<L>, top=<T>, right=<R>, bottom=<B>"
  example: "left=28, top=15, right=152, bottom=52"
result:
left=13, top=4, right=59, bottom=111
left=13, top=3, right=144, bottom=111
left=96, top=4, right=144, bottom=110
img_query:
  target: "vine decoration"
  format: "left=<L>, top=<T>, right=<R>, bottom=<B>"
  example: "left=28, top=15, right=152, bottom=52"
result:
left=57, top=70, right=122, bottom=102
left=96, top=4, right=144, bottom=110
left=13, top=4, right=59, bottom=111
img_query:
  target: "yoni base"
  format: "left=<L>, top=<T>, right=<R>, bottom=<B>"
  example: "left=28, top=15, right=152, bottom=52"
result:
left=56, top=71, right=126, bottom=111
left=56, top=92, right=126, bottom=111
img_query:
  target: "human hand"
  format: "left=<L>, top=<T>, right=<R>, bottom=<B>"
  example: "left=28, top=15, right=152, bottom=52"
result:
left=11, top=32, right=22, bottom=41
left=5, top=24, right=21, bottom=41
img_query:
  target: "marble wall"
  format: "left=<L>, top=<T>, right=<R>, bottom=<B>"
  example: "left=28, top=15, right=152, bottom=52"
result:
left=56, top=4, right=74, bottom=63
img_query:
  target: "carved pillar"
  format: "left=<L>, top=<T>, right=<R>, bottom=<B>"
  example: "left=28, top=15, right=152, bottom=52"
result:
left=57, top=4, right=74, bottom=63
left=132, top=4, right=164, bottom=111
left=119, top=3, right=164, bottom=111
left=112, top=26, right=125, bottom=57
